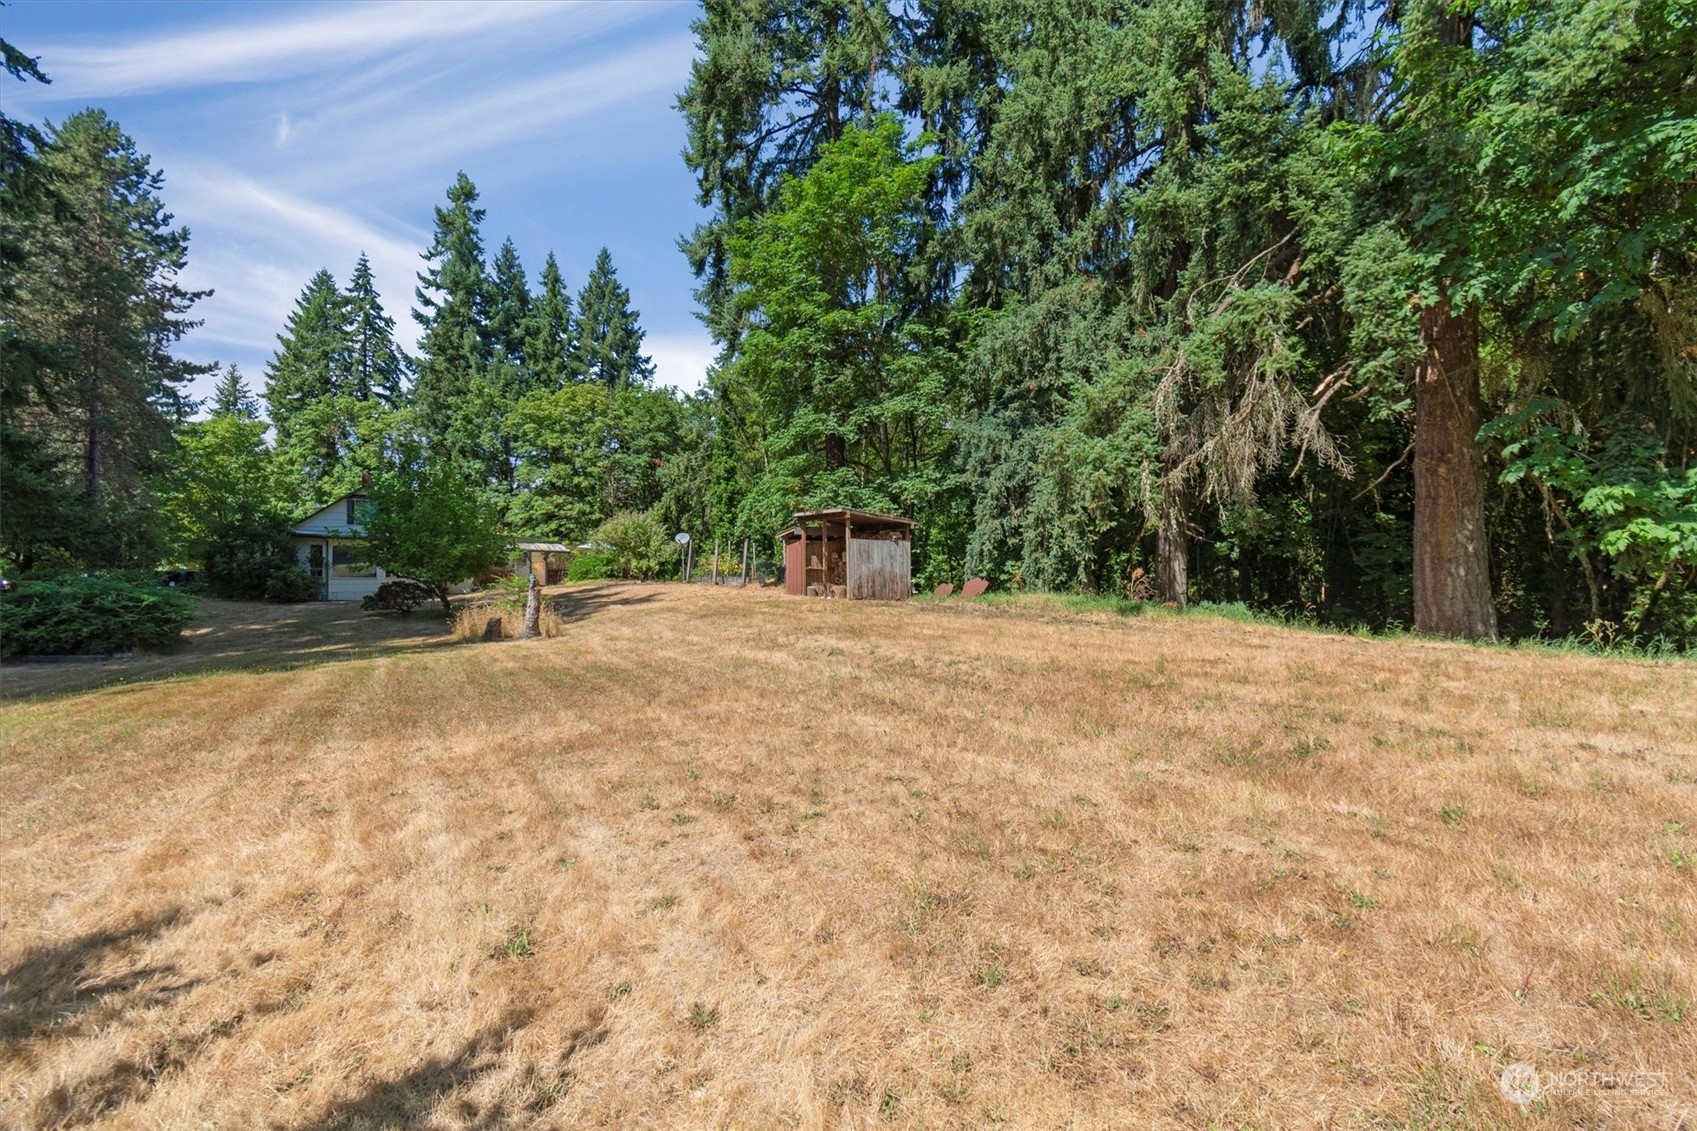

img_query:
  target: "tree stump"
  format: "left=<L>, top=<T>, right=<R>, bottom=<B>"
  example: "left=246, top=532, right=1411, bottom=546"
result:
left=521, top=573, right=541, bottom=639
left=482, top=616, right=505, bottom=641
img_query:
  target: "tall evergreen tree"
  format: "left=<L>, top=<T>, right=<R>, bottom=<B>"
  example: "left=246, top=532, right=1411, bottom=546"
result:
left=524, top=250, right=575, bottom=389
left=719, top=117, right=954, bottom=526
left=573, top=248, right=654, bottom=392
left=265, top=269, right=351, bottom=464
left=344, top=252, right=406, bottom=405
left=211, top=364, right=259, bottom=419
left=7, top=108, right=210, bottom=568
left=1371, top=0, right=1500, bottom=641
left=487, top=237, right=532, bottom=372
left=678, top=1, right=893, bottom=347
left=412, top=172, right=490, bottom=454
left=265, top=266, right=403, bottom=506
left=0, top=36, right=70, bottom=570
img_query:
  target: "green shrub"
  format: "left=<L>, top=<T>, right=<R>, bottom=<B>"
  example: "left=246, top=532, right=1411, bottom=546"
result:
left=361, top=579, right=432, bottom=614
left=0, top=575, right=196, bottom=658
left=361, top=454, right=507, bottom=614
left=589, top=511, right=670, bottom=580
left=204, top=514, right=299, bottom=600
left=263, top=566, right=316, bottom=604
left=567, top=550, right=617, bottom=582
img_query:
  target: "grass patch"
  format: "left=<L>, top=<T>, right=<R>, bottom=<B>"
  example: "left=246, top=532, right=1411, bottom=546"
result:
left=494, top=923, right=534, bottom=960
left=1, top=582, right=1692, bottom=1126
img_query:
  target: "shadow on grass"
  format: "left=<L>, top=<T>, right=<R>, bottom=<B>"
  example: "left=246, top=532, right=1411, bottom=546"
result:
left=2, top=906, right=276, bottom=1126
left=547, top=586, right=660, bottom=625
left=306, top=1009, right=534, bottom=1130
left=0, top=583, right=660, bottom=702
left=0, top=906, right=191, bottom=1048
left=305, top=1003, right=605, bottom=1129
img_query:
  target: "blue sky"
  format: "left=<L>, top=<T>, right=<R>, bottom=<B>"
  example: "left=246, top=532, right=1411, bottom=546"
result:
left=4, top=0, right=716, bottom=404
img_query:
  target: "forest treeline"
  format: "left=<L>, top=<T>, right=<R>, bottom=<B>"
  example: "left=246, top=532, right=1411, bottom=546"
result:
left=3, top=1, right=1694, bottom=648
left=682, top=0, right=1696, bottom=645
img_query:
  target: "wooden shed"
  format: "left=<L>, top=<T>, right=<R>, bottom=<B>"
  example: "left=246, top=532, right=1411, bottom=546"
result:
left=781, top=509, right=914, bottom=600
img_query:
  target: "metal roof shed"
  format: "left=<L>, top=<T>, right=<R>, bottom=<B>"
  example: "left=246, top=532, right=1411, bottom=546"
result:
left=780, top=509, right=914, bottom=600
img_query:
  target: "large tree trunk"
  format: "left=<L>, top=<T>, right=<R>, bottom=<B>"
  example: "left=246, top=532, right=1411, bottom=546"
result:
left=84, top=413, right=100, bottom=508
left=1158, top=482, right=1188, bottom=607
left=1413, top=300, right=1496, bottom=639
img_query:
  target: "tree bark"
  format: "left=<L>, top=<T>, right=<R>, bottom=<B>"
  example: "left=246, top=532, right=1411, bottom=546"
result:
left=521, top=572, right=540, bottom=639
left=1158, top=482, right=1189, bottom=607
left=1413, top=300, right=1497, bottom=639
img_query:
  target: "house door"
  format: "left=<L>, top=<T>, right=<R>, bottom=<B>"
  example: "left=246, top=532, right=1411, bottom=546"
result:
left=308, top=543, right=327, bottom=600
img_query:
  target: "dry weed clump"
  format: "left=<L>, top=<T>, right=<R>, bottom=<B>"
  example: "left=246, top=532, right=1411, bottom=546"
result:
left=1, top=582, right=1693, bottom=1128
left=452, top=598, right=567, bottom=641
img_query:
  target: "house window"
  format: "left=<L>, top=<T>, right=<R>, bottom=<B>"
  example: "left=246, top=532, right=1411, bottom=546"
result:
left=331, top=544, right=376, bottom=578
left=346, top=496, right=374, bottom=526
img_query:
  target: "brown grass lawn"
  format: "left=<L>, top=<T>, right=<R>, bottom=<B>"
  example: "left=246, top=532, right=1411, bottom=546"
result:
left=1, top=584, right=1693, bottom=1129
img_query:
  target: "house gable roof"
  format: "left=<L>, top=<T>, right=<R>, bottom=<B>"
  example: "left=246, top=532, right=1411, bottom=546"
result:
left=291, top=491, right=370, bottom=537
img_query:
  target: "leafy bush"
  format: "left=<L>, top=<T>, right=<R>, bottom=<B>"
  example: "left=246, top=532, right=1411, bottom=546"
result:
left=567, top=550, right=617, bottom=582
left=590, top=511, right=670, bottom=580
left=362, top=579, right=433, bottom=615
left=488, top=573, right=532, bottom=609
left=204, top=514, right=299, bottom=600
left=362, top=455, right=507, bottom=613
left=0, top=575, right=196, bottom=658
left=263, top=566, right=316, bottom=604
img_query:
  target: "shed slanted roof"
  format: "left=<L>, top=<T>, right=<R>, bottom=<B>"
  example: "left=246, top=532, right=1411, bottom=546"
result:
left=791, top=508, right=914, bottom=527
left=513, top=540, right=570, bottom=553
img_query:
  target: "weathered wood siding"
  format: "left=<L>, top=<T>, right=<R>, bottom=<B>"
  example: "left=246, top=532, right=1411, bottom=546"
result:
left=784, top=537, right=805, bottom=595
left=847, top=537, right=910, bottom=600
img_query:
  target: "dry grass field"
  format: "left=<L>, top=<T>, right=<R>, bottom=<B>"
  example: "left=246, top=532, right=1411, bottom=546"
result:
left=1, top=583, right=1694, bottom=1129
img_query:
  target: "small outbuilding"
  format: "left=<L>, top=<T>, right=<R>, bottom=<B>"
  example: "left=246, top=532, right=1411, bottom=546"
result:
left=781, top=509, right=913, bottom=600
left=512, top=541, right=570, bottom=586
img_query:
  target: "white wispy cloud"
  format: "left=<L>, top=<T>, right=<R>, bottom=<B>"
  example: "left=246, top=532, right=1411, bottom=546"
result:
left=12, top=1, right=705, bottom=406
left=646, top=331, right=718, bottom=395
left=31, top=1, right=647, bottom=98
left=297, top=35, right=698, bottom=186
left=164, top=164, right=431, bottom=370
left=169, top=165, right=426, bottom=267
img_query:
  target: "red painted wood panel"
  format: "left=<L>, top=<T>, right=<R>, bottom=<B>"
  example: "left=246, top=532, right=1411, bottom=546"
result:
left=784, top=536, right=804, bottom=595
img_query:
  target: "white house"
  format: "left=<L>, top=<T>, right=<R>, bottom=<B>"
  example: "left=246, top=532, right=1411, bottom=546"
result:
left=290, top=490, right=562, bottom=602
left=289, top=491, right=392, bottom=602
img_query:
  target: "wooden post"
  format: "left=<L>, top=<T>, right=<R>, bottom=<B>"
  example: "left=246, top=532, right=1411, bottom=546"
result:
left=740, top=538, right=750, bottom=585
left=844, top=514, right=852, bottom=598
left=712, top=537, right=720, bottom=585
